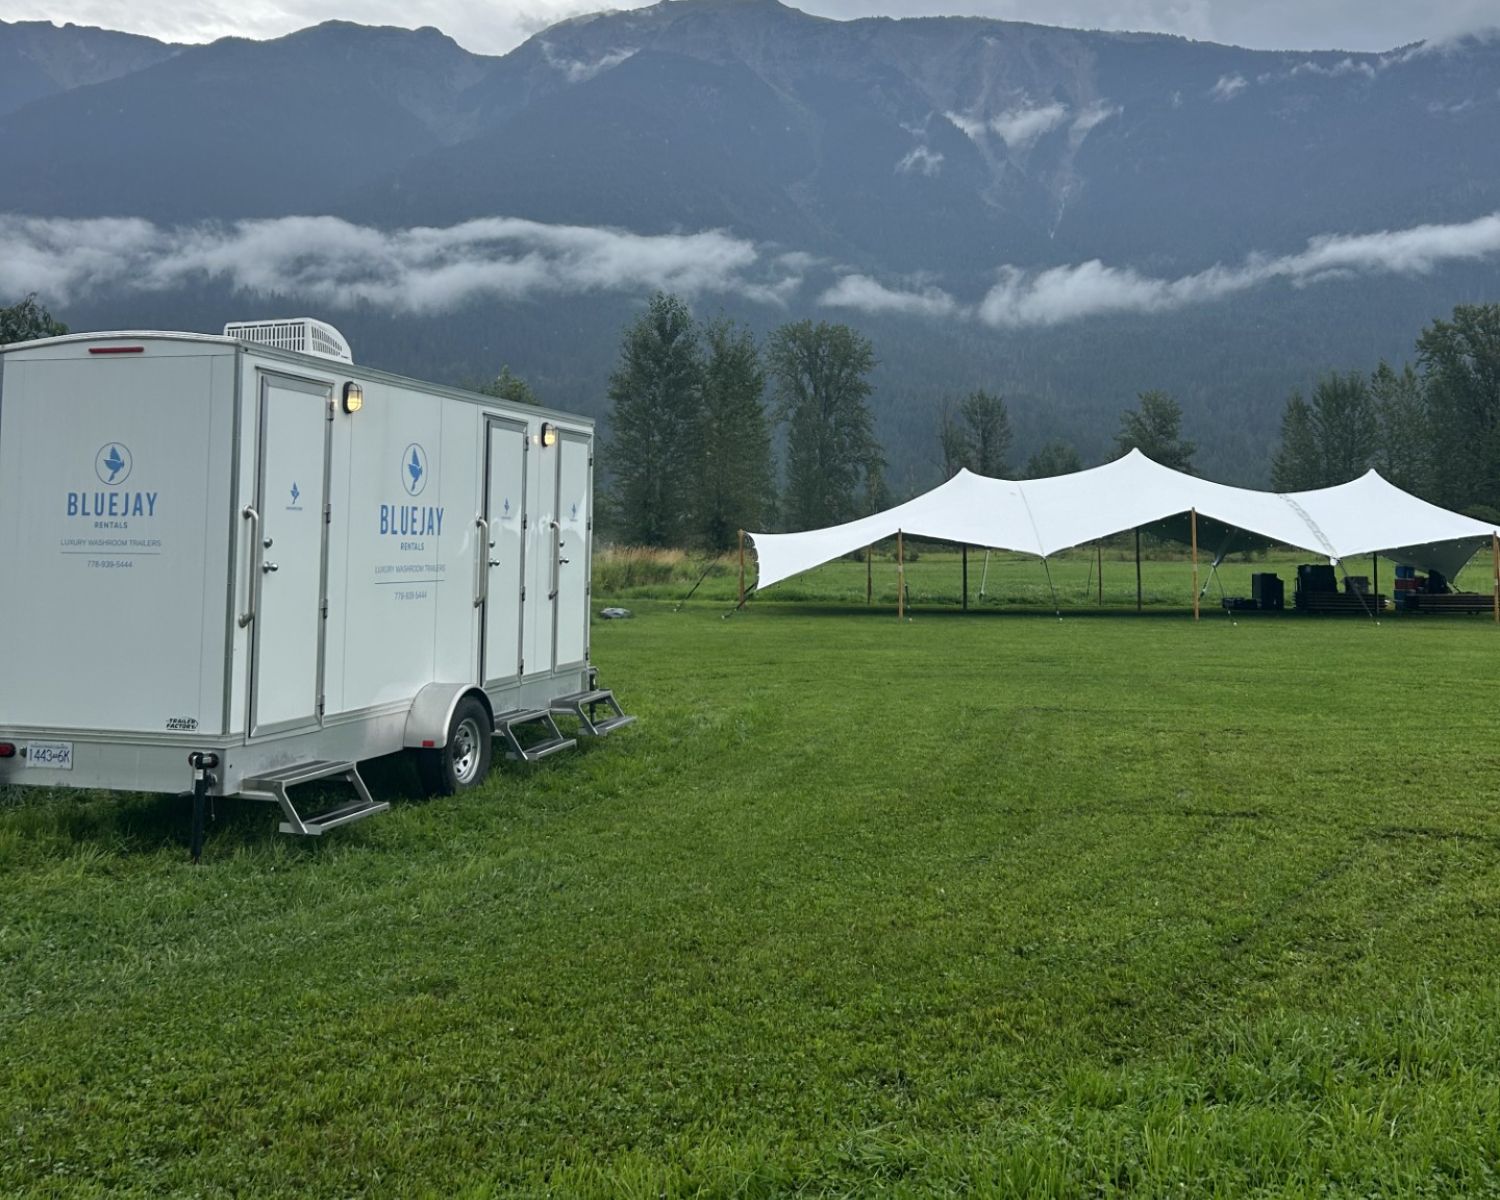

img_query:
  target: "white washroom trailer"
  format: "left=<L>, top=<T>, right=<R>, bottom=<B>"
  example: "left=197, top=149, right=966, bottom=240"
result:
left=0, top=319, right=630, bottom=846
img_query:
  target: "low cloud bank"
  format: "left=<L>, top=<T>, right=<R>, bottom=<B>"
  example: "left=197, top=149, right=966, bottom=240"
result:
left=5, top=210, right=1500, bottom=330
left=0, top=214, right=801, bottom=312
left=822, top=212, right=1500, bottom=327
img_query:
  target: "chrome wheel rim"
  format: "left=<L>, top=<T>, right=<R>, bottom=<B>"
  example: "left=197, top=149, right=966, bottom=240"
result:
left=452, top=717, right=482, bottom=784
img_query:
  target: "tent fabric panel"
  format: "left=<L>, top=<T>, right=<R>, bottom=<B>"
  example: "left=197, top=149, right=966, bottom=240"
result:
left=747, top=451, right=1499, bottom=594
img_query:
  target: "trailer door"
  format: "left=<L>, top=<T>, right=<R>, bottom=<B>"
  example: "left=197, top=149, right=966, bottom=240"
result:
left=248, top=374, right=332, bottom=735
left=553, top=431, right=591, bottom=672
left=524, top=432, right=557, bottom=677
left=481, top=417, right=527, bottom=685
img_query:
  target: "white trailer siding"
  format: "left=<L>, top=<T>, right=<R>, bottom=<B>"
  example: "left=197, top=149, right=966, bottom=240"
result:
left=0, top=343, right=237, bottom=736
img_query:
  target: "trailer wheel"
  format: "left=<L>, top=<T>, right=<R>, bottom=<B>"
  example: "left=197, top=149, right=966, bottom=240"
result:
left=416, top=696, right=493, bottom=796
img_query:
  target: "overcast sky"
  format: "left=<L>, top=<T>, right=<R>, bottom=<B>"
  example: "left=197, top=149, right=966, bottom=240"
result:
left=7, top=0, right=1497, bottom=57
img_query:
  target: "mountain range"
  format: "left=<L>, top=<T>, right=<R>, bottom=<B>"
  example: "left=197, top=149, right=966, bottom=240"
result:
left=3, top=2, right=1498, bottom=489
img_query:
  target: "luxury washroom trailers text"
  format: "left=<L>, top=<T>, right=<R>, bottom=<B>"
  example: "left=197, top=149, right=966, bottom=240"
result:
left=0, top=320, right=628, bottom=839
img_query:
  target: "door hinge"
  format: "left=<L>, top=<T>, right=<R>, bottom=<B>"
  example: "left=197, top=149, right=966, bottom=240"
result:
left=519, top=658, right=524, bottom=674
left=521, top=585, right=526, bottom=601
left=323, top=501, right=331, bottom=524
left=522, top=515, right=528, bottom=530
left=326, top=401, right=335, bottom=422
left=589, top=456, right=594, bottom=468
left=320, top=598, right=329, bottom=618
left=317, top=695, right=326, bottom=715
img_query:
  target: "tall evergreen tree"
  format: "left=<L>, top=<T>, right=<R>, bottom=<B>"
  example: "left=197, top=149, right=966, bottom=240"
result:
left=1369, top=361, right=1429, bottom=496
left=937, top=399, right=970, bottom=479
left=1114, top=389, right=1195, bottom=473
left=606, top=293, right=703, bottom=546
left=767, top=320, right=882, bottom=529
left=1270, top=373, right=1377, bottom=491
left=1310, top=371, right=1378, bottom=484
left=0, top=294, right=67, bottom=344
left=697, top=317, right=773, bottom=549
left=961, top=390, right=1013, bottom=476
left=1270, top=393, right=1321, bottom=491
left=1417, top=303, right=1500, bottom=511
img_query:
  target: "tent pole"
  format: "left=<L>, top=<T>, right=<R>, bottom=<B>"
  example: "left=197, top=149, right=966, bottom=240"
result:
left=737, top=529, right=745, bottom=609
left=979, top=550, right=991, bottom=598
left=1097, top=542, right=1103, bottom=607
left=1372, top=553, right=1379, bottom=614
left=867, top=545, right=872, bottom=606
left=1135, top=528, right=1142, bottom=613
left=962, top=545, right=969, bottom=612
left=1482, top=534, right=1494, bottom=627
left=897, top=530, right=905, bottom=620
left=1191, top=508, right=1200, bottom=622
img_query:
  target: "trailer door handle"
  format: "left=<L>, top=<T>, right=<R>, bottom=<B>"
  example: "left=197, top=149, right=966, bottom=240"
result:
left=238, top=506, right=261, bottom=628
left=474, top=516, right=490, bottom=607
left=262, top=562, right=279, bottom=573
left=549, top=519, right=561, bottom=600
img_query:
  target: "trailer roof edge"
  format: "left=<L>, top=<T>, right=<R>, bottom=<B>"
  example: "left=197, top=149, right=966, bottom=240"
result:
left=0, top=330, right=595, bottom=428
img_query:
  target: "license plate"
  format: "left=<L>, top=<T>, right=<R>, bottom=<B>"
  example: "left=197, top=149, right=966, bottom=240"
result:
left=27, top=741, right=74, bottom=770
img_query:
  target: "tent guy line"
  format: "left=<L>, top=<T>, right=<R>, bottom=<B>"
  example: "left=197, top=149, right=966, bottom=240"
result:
left=745, top=450, right=1500, bottom=603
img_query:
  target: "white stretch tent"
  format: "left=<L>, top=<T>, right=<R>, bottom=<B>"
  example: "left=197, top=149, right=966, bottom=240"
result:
left=748, top=451, right=1498, bottom=592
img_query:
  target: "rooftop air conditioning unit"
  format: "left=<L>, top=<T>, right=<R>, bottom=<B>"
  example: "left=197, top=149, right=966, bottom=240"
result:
left=223, top=317, right=353, bottom=364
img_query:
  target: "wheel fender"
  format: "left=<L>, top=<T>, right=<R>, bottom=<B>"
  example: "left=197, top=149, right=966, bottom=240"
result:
left=404, top=684, right=493, bottom=750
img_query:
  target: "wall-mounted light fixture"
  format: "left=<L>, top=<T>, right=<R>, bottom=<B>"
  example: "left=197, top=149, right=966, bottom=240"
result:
left=342, top=381, right=364, bottom=414
left=540, top=421, right=557, bottom=448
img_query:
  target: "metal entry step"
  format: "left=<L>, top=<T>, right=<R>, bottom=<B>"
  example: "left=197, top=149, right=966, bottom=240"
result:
left=495, top=708, right=577, bottom=763
left=549, top=689, right=636, bottom=737
left=240, top=760, right=389, bottom=836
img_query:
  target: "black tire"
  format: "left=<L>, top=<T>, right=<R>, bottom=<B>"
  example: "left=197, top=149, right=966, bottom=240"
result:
left=415, top=696, right=493, bottom=797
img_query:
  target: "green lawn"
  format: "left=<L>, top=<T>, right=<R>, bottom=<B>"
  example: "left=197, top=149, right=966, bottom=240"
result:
left=4, top=595, right=1500, bottom=1195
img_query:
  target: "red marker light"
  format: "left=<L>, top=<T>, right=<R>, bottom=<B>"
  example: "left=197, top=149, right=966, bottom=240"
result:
left=89, top=346, right=144, bottom=355
left=0, top=743, right=16, bottom=759
left=421, top=740, right=435, bottom=748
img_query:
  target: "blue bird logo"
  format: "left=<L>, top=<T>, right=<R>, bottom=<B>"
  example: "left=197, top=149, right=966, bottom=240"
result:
left=290, top=481, right=301, bottom=505
left=401, top=443, right=428, bottom=496
left=94, top=442, right=133, bottom=485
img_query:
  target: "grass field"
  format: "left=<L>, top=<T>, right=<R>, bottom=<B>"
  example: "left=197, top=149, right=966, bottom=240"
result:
left=5, top=577, right=1500, bottom=1195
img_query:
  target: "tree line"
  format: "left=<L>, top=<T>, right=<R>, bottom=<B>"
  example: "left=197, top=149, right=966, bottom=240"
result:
left=1269, top=304, right=1500, bottom=517
left=602, top=293, right=887, bottom=549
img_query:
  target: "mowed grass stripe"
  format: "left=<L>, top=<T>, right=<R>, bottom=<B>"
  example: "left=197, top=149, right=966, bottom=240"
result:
left=3, top=602, right=1500, bottom=1195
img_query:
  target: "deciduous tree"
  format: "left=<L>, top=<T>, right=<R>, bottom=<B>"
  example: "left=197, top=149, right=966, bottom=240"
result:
left=768, top=320, right=882, bottom=528
left=475, top=365, right=539, bottom=406
left=1114, top=390, right=1195, bottom=473
left=1023, top=440, right=1083, bottom=478
left=0, top=294, right=67, bottom=344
